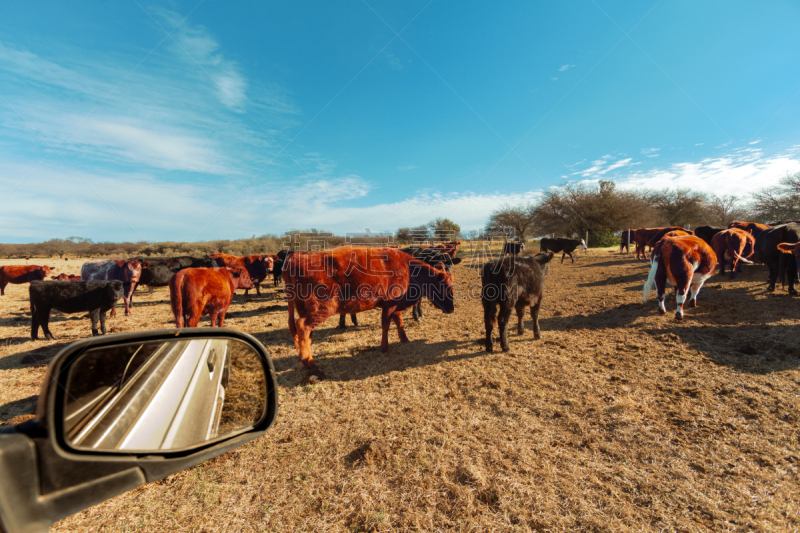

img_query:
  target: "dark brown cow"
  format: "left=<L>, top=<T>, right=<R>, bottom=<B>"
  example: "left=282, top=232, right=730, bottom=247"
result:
left=642, top=235, right=716, bottom=319
left=210, top=253, right=274, bottom=295
left=283, top=246, right=455, bottom=382
left=778, top=242, right=800, bottom=273
left=728, top=221, right=771, bottom=237
left=0, top=265, right=53, bottom=295
left=51, top=273, right=81, bottom=281
left=81, top=259, right=147, bottom=317
left=169, top=267, right=254, bottom=328
left=711, top=228, right=755, bottom=278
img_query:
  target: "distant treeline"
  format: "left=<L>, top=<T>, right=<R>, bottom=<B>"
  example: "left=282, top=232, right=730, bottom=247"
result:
left=3, top=176, right=798, bottom=258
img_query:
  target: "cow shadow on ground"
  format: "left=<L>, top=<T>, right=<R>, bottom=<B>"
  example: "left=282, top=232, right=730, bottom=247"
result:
left=539, top=302, right=644, bottom=331
left=269, top=337, right=489, bottom=385
left=0, top=394, right=38, bottom=425
left=579, top=273, right=647, bottom=287
left=642, top=324, right=800, bottom=374
left=226, top=304, right=287, bottom=320
left=0, top=340, right=73, bottom=371
left=579, top=259, right=645, bottom=268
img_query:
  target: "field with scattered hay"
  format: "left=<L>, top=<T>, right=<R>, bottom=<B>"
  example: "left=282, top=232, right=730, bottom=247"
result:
left=1, top=250, right=799, bottom=532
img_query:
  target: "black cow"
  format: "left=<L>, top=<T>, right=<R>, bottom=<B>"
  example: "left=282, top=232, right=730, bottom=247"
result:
left=30, top=280, right=124, bottom=340
left=502, top=241, right=525, bottom=256
left=754, top=222, right=800, bottom=295
left=400, top=246, right=462, bottom=322
left=695, top=226, right=726, bottom=246
left=272, top=258, right=284, bottom=286
left=480, top=251, right=554, bottom=352
left=539, top=238, right=587, bottom=263
left=620, top=230, right=635, bottom=254
left=136, top=255, right=219, bottom=290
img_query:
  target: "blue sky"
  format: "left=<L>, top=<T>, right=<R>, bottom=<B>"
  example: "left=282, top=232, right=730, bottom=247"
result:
left=1, top=0, right=799, bottom=243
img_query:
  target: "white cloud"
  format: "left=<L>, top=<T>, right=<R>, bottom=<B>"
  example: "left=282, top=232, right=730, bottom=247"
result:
left=384, top=51, right=404, bottom=72
left=398, top=164, right=417, bottom=171
left=640, top=147, right=660, bottom=155
left=695, top=142, right=704, bottom=146
left=749, top=139, right=761, bottom=145
left=559, top=64, right=576, bottom=72
left=551, top=77, right=558, bottom=81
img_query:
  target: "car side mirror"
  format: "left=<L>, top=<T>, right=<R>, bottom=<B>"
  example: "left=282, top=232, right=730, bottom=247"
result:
left=0, top=329, right=278, bottom=533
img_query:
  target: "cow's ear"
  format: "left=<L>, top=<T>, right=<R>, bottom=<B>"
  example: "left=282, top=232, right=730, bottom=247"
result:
left=434, top=261, right=446, bottom=271
left=115, top=260, right=126, bottom=267
left=451, top=257, right=463, bottom=265
left=144, top=262, right=150, bottom=268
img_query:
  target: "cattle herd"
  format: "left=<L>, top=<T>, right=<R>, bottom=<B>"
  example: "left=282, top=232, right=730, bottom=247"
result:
left=0, top=221, right=798, bottom=383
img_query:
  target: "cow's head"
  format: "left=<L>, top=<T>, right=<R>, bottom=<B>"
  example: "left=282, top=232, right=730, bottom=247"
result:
left=264, top=256, right=274, bottom=273
left=227, top=267, right=255, bottom=289
left=426, top=263, right=455, bottom=314
left=107, top=280, right=125, bottom=301
left=580, top=239, right=587, bottom=250
left=115, top=260, right=144, bottom=283
left=777, top=242, right=800, bottom=271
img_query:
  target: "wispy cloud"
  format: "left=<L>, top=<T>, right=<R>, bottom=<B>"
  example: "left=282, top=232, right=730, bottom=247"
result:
left=559, top=64, right=576, bottom=72
left=749, top=139, right=761, bottom=145
left=398, top=164, right=417, bottom=171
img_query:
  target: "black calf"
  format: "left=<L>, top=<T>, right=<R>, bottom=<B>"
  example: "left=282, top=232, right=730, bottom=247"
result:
left=30, top=280, right=124, bottom=340
left=480, top=252, right=553, bottom=352
left=540, top=238, right=586, bottom=263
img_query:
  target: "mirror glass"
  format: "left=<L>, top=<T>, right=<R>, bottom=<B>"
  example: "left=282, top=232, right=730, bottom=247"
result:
left=63, top=338, right=267, bottom=452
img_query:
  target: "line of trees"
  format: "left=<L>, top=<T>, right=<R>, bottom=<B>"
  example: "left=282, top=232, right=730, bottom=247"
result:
left=485, top=174, right=800, bottom=247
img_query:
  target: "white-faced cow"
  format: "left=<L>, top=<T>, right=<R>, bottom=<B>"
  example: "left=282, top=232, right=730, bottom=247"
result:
left=539, top=238, right=587, bottom=263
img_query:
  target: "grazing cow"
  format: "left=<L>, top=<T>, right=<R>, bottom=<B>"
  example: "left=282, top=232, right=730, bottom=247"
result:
left=646, top=228, right=694, bottom=249
left=399, top=246, right=463, bottom=322
left=81, top=259, right=146, bottom=317
left=0, top=265, right=53, bottom=295
left=642, top=235, right=716, bottom=319
left=694, top=226, right=726, bottom=246
left=210, top=253, right=273, bottom=296
left=30, top=281, right=124, bottom=340
left=169, top=267, right=254, bottom=328
left=728, top=221, right=771, bottom=237
left=501, top=241, right=525, bottom=256
left=620, top=230, right=635, bottom=254
left=51, top=274, right=81, bottom=281
left=633, top=227, right=690, bottom=259
left=135, top=256, right=219, bottom=291
left=283, top=246, right=455, bottom=382
left=539, top=238, right=587, bottom=263
left=754, top=223, right=800, bottom=295
left=710, top=228, right=755, bottom=278
left=481, top=252, right=554, bottom=352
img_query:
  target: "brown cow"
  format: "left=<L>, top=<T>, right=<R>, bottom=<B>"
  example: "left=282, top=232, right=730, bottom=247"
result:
left=283, top=246, right=455, bottom=382
left=728, top=221, right=771, bottom=237
left=633, top=227, right=687, bottom=259
left=169, top=267, right=254, bottom=328
left=0, top=265, right=54, bottom=295
left=51, top=273, right=81, bottom=281
left=81, top=259, right=147, bottom=317
left=711, top=228, right=756, bottom=278
left=642, top=235, right=716, bottom=319
left=210, top=253, right=274, bottom=296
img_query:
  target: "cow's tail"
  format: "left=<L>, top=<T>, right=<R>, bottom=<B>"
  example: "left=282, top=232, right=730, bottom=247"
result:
left=642, top=254, right=660, bottom=302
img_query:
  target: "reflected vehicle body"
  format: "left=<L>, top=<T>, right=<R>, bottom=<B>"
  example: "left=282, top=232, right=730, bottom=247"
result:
left=63, top=338, right=266, bottom=452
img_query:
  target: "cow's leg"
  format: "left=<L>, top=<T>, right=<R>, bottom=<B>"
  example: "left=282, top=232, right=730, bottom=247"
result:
left=674, top=270, right=692, bottom=320
left=391, top=311, right=409, bottom=344
left=531, top=300, right=542, bottom=340
left=483, top=300, right=496, bottom=352
left=766, top=257, right=778, bottom=291
left=148, top=286, right=154, bottom=294
left=99, top=310, right=108, bottom=335
left=689, top=272, right=711, bottom=308
left=41, top=310, right=55, bottom=341
left=350, top=313, right=358, bottom=326
left=570, top=251, right=575, bottom=263
left=787, top=259, right=798, bottom=296
left=412, top=300, right=423, bottom=322
left=515, top=304, right=525, bottom=335
left=255, top=283, right=261, bottom=296
left=655, top=265, right=668, bottom=314
left=31, top=309, right=40, bottom=340
left=337, top=314, right=347, bottom=329
left=416, top=301, right=424, bottom=320
left=110, top=303, right=117, bottom=318
left=218, top=309, right=227, bottom=327
left=0, top=282, right=6, bottom=295
left=209, top=311, right=219, bottom=327
left=561, top=252, right=566, bottom=264
left=380, top=307, right=393, bottom=353
left=497, top=304, right=514, bottom=352
left=90, top=309, right=101, bottom=336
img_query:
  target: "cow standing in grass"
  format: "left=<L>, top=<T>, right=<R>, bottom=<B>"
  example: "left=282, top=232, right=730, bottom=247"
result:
left=642, top=235, right=716, bottom=319
left=728, top=221, right=771, bottom=238
left=81, top=259, right=146, bottom=317
left=169, top=267, right=254, bottom=328
left=0, top=265, right=54, bottom=295
left=754, top=223, right=800, bottom=295
left=540, top=238, right=586, bottom=263
left=211, top=253, right=273, bottom=296
left=481, top=252, right=554, bottom=352
left=30, top=280, right=124, bottom=340
left=283, top=246, right=455, bottom=382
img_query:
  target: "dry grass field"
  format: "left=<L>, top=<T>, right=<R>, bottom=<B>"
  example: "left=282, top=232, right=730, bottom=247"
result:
left=1, top=250, right=799, bottom=532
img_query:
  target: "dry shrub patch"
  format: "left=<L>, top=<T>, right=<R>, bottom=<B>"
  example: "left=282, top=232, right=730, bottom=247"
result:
left=1, top=253, right=799, bottom=531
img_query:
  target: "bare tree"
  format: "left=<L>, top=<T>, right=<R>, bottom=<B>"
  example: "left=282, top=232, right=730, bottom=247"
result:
left=705, top=195, right=749, bottom=226
left=485, top=204, right=536, bottom=240
left=751, top=173, right=800, bottom=223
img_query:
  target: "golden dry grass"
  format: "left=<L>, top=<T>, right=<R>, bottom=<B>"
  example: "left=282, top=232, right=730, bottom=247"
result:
left=1, top=250, right=799, bottom=532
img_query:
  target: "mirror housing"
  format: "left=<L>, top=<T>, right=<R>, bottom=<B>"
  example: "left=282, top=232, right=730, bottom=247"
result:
left=0, top=329, right=278, bottom=533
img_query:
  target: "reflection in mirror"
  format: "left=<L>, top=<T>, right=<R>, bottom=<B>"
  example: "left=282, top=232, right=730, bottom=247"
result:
left=63, top=338, right=267, bottom=452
